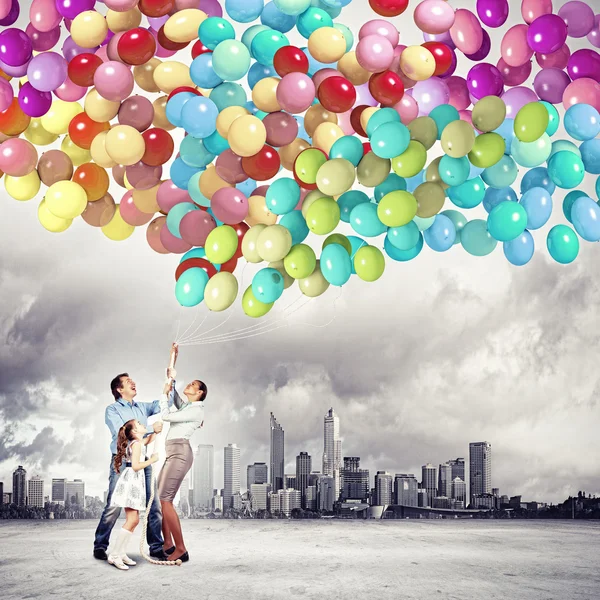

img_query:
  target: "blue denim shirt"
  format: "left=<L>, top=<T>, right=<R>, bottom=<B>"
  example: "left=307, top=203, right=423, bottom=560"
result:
left=105, top=383, right=183, bottom=454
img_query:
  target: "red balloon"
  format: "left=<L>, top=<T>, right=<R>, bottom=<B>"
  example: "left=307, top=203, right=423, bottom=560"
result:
left=422, top=42, right=454, bottom=77
left=242, top=145, right=281, bottom=181
left=368, top=70, right=405, bottom=106
left=157, top=25, right=189, bottom=51
left=231, top=221, right=249, bottom=258
left=219, top=255, right=238, bottom=274
left=68, top=53, right=103, bottom=87
left=362, top=142, right=372, bottom=154
left=168, top=86, right=202, bottom=101
left=192, top=40, right=212, bottom=59
left=350, top=105, right=369, bottom=137
left=273, top=46, right=309, bottom=77
left=317, top=76, right=356, bottom=113
left=117, top=28, right=157, bottom=66
left=175, top=258, right=217, bottom=282
left=142, top=128, right=174, bottom=166
left=368, top=0, right=409, bottom=17
left=68, top=113, right=110, bottom=150
left=138, top=0, right=174, bottom=17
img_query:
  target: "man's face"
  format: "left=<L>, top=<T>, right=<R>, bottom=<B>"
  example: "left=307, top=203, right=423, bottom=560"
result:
left=118, top=376, right=137, bottom=399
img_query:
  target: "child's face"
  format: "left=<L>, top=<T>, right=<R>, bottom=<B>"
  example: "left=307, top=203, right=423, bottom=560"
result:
left=134, top=421, right=147, bottom=436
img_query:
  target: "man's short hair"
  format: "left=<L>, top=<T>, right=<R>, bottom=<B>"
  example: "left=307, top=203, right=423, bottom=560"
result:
left=195, top=380, right=208, bottom=400
left=111, top=373, right=128, bottom=401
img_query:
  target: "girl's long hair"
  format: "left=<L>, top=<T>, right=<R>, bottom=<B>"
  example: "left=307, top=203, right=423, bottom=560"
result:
left=114, top=420, right=137, bottom=474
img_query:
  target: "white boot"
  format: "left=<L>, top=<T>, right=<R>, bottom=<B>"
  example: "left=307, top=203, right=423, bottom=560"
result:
left=108, top=528, right=131, bottom=571
left=120, top=528, right=136, bottom=566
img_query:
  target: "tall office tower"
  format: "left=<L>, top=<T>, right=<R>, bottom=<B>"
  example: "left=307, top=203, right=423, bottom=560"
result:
left=66, top=479, right=85, bottom=507
left=308, top=472, right=321, bottom=487
left=247, top=462, right=268, bottom=487
left=448, top=458, right=465, bottom=482
left=452, top=477, right=466, bottom=504
left=469, top=442, right=492, bottom=505
left=296, top=452, right=312, bottom=508
left=52, top=478, right=66, bottom=504
left=250, top=483, right=271, bottom=511
left=417, top=487, right=428, bottom=507
left=223, top=444, right=241, bottom=509
left=394, top=474, right=418, bottom=506
left=317, top=475, right=335, bottom=511
left=27, top=476, right=44, bottom=508
left=193, top=444, right=214, bottom=510
left=212, top=490, right=223, bottom=512
left=12, top=466, right=26, bottom=506
left=179, top=476, right=190, bottom=515
left=421, top=463, right=437, bottom=506
left=341, top=457, right=370, bottom=502
left=322, top=408, right=342, bottom=501
left=284, top=474, right=297, bottom=489
left=374, top=471, right=393, bottom=506
left=438, top=463, right=452, bottom=498
left=305, top=485, right=317, bottom=510
left=270, top=413, right=284, bottom=492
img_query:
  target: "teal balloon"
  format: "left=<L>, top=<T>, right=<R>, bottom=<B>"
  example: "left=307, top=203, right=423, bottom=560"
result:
left=460, top=219, right=498, bottom=256
left=274, top=0, right=312, bottom=15
left=333, top=23, right=353, bottom=51
left=175, top=268, right=209, bottom=307
left=547, top=151, right=585, bottom=189
left=371, top=121, right=411, bottom=159
left=366, top=107, right=400, bottom=138
left=448, top=176, right=485, bottom=209
left=596, top=175, right=600, bottom=201
left=166, top=202, right=198, bottom=238
left=279, top=210, right=309, bottom=244
left=180, top=248, right=206, bottom=263
left=251, top=30, right=289, bottom=66
left=338, top=190, right=369, bottom=222
left=440, top=209, right=467, bottom=245
left=503, top=230, right=534, bottom=266
left=199, top=17, right=235, bottom=50
left=204, top=129, right=230, bottom=154
left=439, top=155, right=470, bottom=186
left=547, top=224, right=579, bottom=264
left=187, top=171, right=210, bottom=206
left=296, top=7, right=332, bottom=38
left=252, top=267, right=285, bottom=303
left=374, top=173, right=407, bottom=202
left=540, top=101, right=560, bottom=137
left=510, top=133, right=552, bottom=168
left=563, top=190, right=587, bottom=223
left=481, top=155, right=518, bottom=189
left=413, top=215, right=435, bottom=231
left=387, top=221, right=420, bottom=250
left=549, top=139, right=581, bottom=159
left=349, top=202, right=386, bottom=237
left=384, top=233, right=423, bottom=261
left=226, top=0, right=264, bottom=22
left=261, top=2, right=296, bottom=32
left=429, top=104, right=458, bottom=139
left=347, top=234, right=367, bottom=273
left=180, top=136, right=215, bottom=168
left=209, top=82, right=247, bottom=110
left=311, top=0, right=341, bottom=18
left=330, top=135, right=364, bottom=166
left=487, top=201, right=528, bottom=242
left=241, top=24, right=270, bottom=57
left=321, top=243, right=352, bottom=286
left=211, top=41, right=251, bottom=81
left=266, top=177, right=300, bottom=214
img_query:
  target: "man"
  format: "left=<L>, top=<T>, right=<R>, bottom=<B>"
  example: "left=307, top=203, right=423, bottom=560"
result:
left=93, top=368, right=184, bottom=561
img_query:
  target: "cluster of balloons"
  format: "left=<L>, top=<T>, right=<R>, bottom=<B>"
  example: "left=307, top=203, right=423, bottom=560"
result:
left=0, top=0, right=599, bottom=318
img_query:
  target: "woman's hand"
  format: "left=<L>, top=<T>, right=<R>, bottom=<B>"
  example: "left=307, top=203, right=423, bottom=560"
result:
left=163, top=378, right=173, bottom=395
left=150, top=453, right=159, bottom=464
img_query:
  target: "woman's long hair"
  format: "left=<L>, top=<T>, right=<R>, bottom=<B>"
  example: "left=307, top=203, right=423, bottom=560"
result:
left=114, top=420, right=136, bottom=473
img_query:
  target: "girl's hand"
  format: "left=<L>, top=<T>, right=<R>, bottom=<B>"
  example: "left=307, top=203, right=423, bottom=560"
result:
left=150, top=453, right=159, bottom=464
left=163, top=379, right=173, bottom=395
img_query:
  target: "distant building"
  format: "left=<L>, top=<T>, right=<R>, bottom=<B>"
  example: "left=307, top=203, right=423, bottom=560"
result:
left=432, top=496, right=451, bottom=509
left=52, top=478, right=67, bottom=505
left=341, top=457, right=369, bottom=502
left=223, top=444, right=241, bottom=510
left=284, top=474, right=297, bottom=490
left=66, top=480, right=85, bottom=507
left=374, top=471, right=393, bottom=506
left=509, top=495, right=522, bottom=509
left=193, top=444, right=214, bottom=510
left=247, top=462, right=268, bottom=487
left=296, top=452, right=312, bottom=508
left=322, top=408, right=342, bottom=501
left=417, top=488, right=428, bottom=508
left=305, top=485, right=317, bottom=510
left=317, top=475, right=335, bottom=511
left=500, top=495, right=509, bottom=507
left=472, top=493, right=495, bottom=510
left=12, top=466, right=26, bottom=507
left=308, top=472, right=321, bottom=487
left=451, top=477, right=466, bottom=504
left=421, top=464, right=437, bottom=506
left=394, top=474, right=418, bottom=506
left=270, top=413, right=285, bottom=492
left=250, top=483, right=271, bottom=511
left=0, top=482, right=3, bottom=504
left=438, top=463, right=452, bottom=498
left=212, top=490, right=223, bottom=512
left=448, top=458, right=465, bottom=484
left=469, top=442, right=492, bottom=505
left=27, top=476, right=44, bottom=508
left=269, top=488, right=301, bottom=517
left=3, top=492, right=12, bottom=504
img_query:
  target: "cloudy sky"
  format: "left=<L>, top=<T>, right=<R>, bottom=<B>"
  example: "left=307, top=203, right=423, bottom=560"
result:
left=1, top=0, right=599, bottom=505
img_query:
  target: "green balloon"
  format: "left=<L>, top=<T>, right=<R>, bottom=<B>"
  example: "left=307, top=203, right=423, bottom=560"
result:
left=487, top=201, right=528, bottom=242
left=306, top=197, right=341, bottom=235
left=514, top=102, right=549, bottom=143
left=407, top=117, right=438, bottom=150
left=468, top=132, right=505, bottom=168
left=472, top=96, right=506, bottom=133
left=284, top=243, right=316, bottom=279
left=441, top=120, right=475, bottom=158
left=295, top=148, right=327, bottom=186
left=205, top=225, right=238, bottom=264
left=460, top=219, right=498, bottom=256
left=377, top=190, right=418, bottom=227
left=391, top=141, right=427, bottom=178
left=242, top=286, right=273, bottom=318
left=323, top=233, right=352, bottom=254
left=354, top=246, right=385, bottom=282
left=357, top=152, right=391, bottom=187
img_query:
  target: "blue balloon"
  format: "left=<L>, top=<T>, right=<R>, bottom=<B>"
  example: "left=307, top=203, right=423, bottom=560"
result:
left=429, top=104, right=459, bottom=139
left=297, top=7, right=333, bottom=38
left=468, top=163, right=485, bottom=179
left=580, top=139, right=600, bottom=175
left=180, top=248, right=221, bottom=271
left=266, top=178, right=300, bottom=214
left=439, top=155, right=470, bottom=186
left=252, top=267, right=285, bottom=303
left=248, top=62, right=277, bottom=89
left=237, top=178, right=257, bottom=197
left=387, top=221, right=420, bottom=250
left=245, top=100, right=268, bottom=120
left=166, top=203, right=198, bottom=239
left=440, top=209, right=467, bottom=245
left=241, top=24, right=270, bottom=57
left=349, top=202, right=386, bottom=237
left=549, top=139, right=581, bottom=159
left=571, top=196, right=600, bottom=242
left=210, top=82, right=247, bottom=111
left=165, top=92, right=195, bottom=128
left=520, top=187, right=552, bottom=230
left=493, top=118, right=515, bottom=155
left=279, top=210, right=309, bottom=245
left=190, top=54, right=223, bottom=89
left=330, top=135, right=364, bottom=166
left=448, top=176, right=485, bottom=209
left=347, top=235, right=367, bottom=273
left=181, top=96, right=219, bottom=138
left=180, top=136, right=215, bottom=169
left=294, top=115, right=310, bottom=141
left=311, top=0, right=342, bottom=18
left=261, top=2, right=297, bottom=32
left=198, top=17, right=235, bottom=50
left=405, top=171, right=425, bottom=192
left=321, top=0, right=353, bottom=8
left=547, top=224, right=579, bottom=264
left=596, top=175, right=600, bottom=201
left=171, top=157, right=200, bottom=190
left=175, top=268, right=209, bottom=307
left=483, top=186, right=517, bottom=213
left=366, top=107, right=400, bottom=138
left=482, top=155, right=518, bottom=189
left=338, top=190, right=369, bottom=222
left=301, top=46, right=335, bottom=76
left=320, top=243, right=352, bottom=286
left=374, top=173, right=407, bottom=202
left=511, top=134, right=552, bottom=168
left=460, top=219, right=497, bottom=257
left=384, top=232, right=423, bottom=261
left=370, top=121, right=411, bottom=159
left=204, top=130, right=229, bottom=154
left=503, top=230, right=534, bottom=266
left=226, top=0, right=264, bottom=22
left=413, top=215, right=435, bottom=231
left=423, top=214, right=456, bottom=252
left=564, top=104, right=600, bottom=142
left=520, top=166, right=556, bottom=195
left=562, top=190, right=587, bottom=223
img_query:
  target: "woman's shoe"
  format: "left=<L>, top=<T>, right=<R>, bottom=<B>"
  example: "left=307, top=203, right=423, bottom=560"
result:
left=165, top=546, right=176, bottom=555
left=121, top=554, right=136, bottom=566
left=173, top=551, right=189, bottom=563
left=108, top=555, right=129, bottom=570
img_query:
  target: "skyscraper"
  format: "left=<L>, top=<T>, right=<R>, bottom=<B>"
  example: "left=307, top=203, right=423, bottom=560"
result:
left=27, top=476, right=44, bottom=508
left=284, top=474, right=296, bottom=489
left=250, top=483, right=271, bottom=511
left=193, top=444, right=214, bottom=510
left=270, top=413, right=284, bottom=492
left=323, top=408, right=342, bottom=501
left=247, top=462, right=268, bottom=487
left=223, top=443, right=241, bottom=509
left=469, top=441, right=492, bottom=505
left=452, top=477, right=466, bottom=505
left=12, top=466, right=26, bottom=507
left=52, top=478, right=66, bottom=504
left=317, top=475, right=335, bottom=511
left=421, top=463, right=437, bottom=506
left=394, top=474, right=418, bottom=506
left=296, top=452, right=312, bottom=508
left=341, top=457, right=369, bottom=502
left=438, top=463, right=452, bottom=498
left=449, top=458, right=465, bottom=482
left=66, top=480, right=85, bottom=507
left=374, top=471, right=393, bottom=506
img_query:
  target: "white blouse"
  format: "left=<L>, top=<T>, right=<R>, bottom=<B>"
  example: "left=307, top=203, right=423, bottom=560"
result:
left=159, top=383, right=204, bottom=441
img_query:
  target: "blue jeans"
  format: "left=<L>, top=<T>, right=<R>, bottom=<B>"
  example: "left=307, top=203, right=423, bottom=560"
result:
left=93, top=456, right=164, bottom=553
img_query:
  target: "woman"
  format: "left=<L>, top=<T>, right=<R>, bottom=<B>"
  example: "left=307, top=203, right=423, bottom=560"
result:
left=157, top=370, right=206, bottom=563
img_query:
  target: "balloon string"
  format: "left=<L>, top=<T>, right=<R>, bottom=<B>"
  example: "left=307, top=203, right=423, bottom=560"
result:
left=176, top=310, right=208, bottom=345
left=175, top=304, right=202, bottom=344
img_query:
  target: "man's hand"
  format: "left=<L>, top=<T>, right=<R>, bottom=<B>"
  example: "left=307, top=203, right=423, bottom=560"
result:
left=167, top=367, right=177, bottom=380
left=153, top=422, right=163, bottom=434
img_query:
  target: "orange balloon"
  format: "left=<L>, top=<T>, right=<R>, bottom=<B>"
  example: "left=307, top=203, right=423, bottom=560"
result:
left=72, top=163, right=110, bottom=201
left=0, top=98, right=30, bottom=136
left=199, top=165, right=233, bottom=200
left=133, top=183, right=161, bottom=214
left=280, top=138, right=311, bottom=171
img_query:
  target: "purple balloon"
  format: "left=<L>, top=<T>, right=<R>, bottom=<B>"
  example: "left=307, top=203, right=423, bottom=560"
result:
left=465, top=30, right=491, bottom=61
left=527, top=15, right=568, bottom=54
left=62, top=36, right=97, bottom=62
left=55, top=0, right=95, bottom=20
left=467, top=63, right=504, bottom=99
left=533, top=68, right=572, bottom=104
left=502, top=86, right=539, bottom=119
left=18, top=82, right=52, bottom=117
left=0, top=58, right=29, bottom=78
left=199, top=0, right=224, bottom=18
left=439, top=48, right=457, bottom=79
left=558, top=1, right=595, bottom=38
left=567, top=49, right=600, bottom=81
left=26, top=24, right=61, bottom=52
left=355, top=82, right=378, bottom=107
left=27, top=52, right=68, bottom=93
left=0, top=0, right=19, bottom=26
left=413, top=77, right=450, bottom=115
left=0, top=29, right=33, bottom=67
left=0, top=77, right=12, bottom=112
left=423, top=30, right=456, bottom=50
left=587, top=15, right=600, bottom=49
left=476, top=0, right=509, bottom=28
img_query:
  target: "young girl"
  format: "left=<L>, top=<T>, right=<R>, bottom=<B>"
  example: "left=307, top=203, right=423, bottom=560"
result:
left=108, top=419, right=159, bottom=570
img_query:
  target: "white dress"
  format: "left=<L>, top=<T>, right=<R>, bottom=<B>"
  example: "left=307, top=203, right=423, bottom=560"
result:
left=111, top=440, right=147, bottom=511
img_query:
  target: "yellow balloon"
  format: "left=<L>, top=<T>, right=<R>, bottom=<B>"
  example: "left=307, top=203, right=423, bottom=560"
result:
left=268, top=260, right=294, bottom=289
left=46, top=181, right=88, bottom=219
left=71, top=11, right=108, bottom=48
left=38, top=199, right=72, bottom=233
left=246, top=195, right=277, bottom=226
left=24, top=118, right=58, bottom=146
left=304, top=104, right=338, bottom=137
left=5, top=171, right=41, bottom=201
left=124, top=172, right=134, bottom=191
left=257, top=224, right=293, bottom=262
left=152, top=96, right=175, bottom=131
left=164, top=9, right=207, bottom=43
left=228, top=115, right=267, bottom=157
left=316, top=158, right=356, bottom=196
left=312, top=122, right=344, bottom=154
left=216, top=106, right=250, bottom=138
left=298, top=260, right=330, bottom=297
left=105, top=125, right=146, bottom=166
left=199, top=165, right=232, bottom=200
left=106, top=8, right=141, bottom=33
left=102, top=205, right=135, bottom=241
left=251, top=77, right=281, bottom=113
left=133, top=184, right=160, bottom=213
left=360, top=107, right=379, bottom=134
left=338, top=52, right=370, bottom=85
left=308, top=27, right=347, bottom=64
left=84, top=88, right=120, bottom=123
left=61, top=135, right=91, bottom=166
left=241, top=224, right=267, bottom=263
left=134, top=58, right=161, bottom=93
left=153, top=61, right=194, bottom=94
left=301, top=190, right=327, bottom=219
left=89, top=131, right=117, bottom=168
left=41, top=100, right=83, bottom=135
left=400, top=46, right=436, bottom=81
left=204, top=271, right=239, bottom=312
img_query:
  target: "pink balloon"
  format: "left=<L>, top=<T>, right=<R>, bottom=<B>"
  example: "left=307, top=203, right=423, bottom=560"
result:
left=211, top=188, right=249, bottom=224
left=296, top=188, right=309, bottom=211
left=107, top=32, right=127, bottom=64
left=160, top=225, right=192, bottom=254
left=93, top=61, right=134, bottom=102
left=562, top=77, right=600, bottom=111
left=497, top=58, right=532, bottom=86
left=104, top=0, right=139, bottom=10
left=358, top=20, right=399, bottom=46
left=588, top=14, right=600, bottom=49
left=199, top=0, right=223, bottom=17
left=276, top=73, right=315, bottom=114
left=157, top=180, right=193, bottom=212
left=501, top=86, right=539, bottom=118
left=459, top=110, right=473, bottom=125
left=126, top=161, right=162, bottom=190
left=312, top=68, right=340, bottom=90
left=150, top=28, right=177, bottom=58
left=337, top=109, right=354, bottom=135
left=521, top=0, right=553, bottom=24
left=536, top=44, right=571, bottom=69
left=0, top=139, right=38, bottom=176
left=120, top=190, right=154, bottom=226
left=54, top=76, right=87, bottom=102
left=95, top=45, right=109, bottom=63
left=176, top=0, right=201, bottom=8
left=446, top=76, right=470, bottom=111
left=501, top=24, right=534, bottom=67
left=216, top=149, right=247, bottom=184
left=414, top=0, right=456, bottom=35
left=394, top=93, right=418, bottom=124
left=355, top=82, right=378, bottom=107
left=356, top=34, right=394, bottom=73
left=0, top=0, right=11, bottom=20
left=450, top=9, right=484, bottom=56
left=251, top=184, right=269, bottom=197
left=30, top=0, right=62, bottom=33
left=0, top=78, right=12, bottom=112
left=179, top=210, right=216, bottom=246
left=146, top=217, right=170, bottom=254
